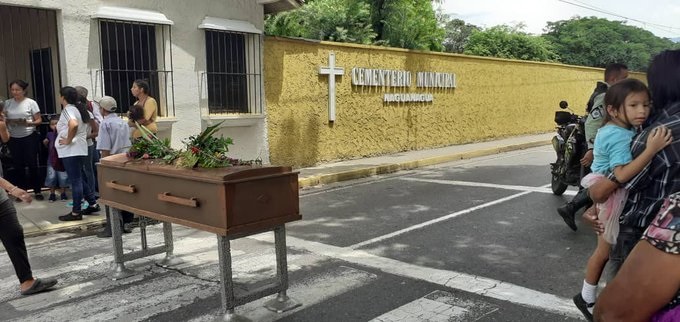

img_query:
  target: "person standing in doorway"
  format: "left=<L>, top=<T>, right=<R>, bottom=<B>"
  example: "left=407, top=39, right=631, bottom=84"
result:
left=557, top=63, right=629, bottom=231
left=128, top=79, right=158, bottom=139
left=4, top=80, right=44, bottom=200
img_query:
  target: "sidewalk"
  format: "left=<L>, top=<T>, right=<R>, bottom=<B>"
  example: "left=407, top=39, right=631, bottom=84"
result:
left=15, top=132, right=552, bottom=237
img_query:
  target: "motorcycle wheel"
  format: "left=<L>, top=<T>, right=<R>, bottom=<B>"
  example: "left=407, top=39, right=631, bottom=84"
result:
left=551, top=174, right=568, bottom=195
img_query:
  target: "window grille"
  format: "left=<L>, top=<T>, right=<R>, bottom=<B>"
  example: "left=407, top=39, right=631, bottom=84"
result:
left=96, top=19, right=175, bottom=116
left=204, top=30, right=262, bottom=114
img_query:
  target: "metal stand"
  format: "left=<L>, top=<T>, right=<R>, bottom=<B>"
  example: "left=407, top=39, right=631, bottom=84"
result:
left=107, top=206, right=182, bottom=280
left=106, top=206, right=300, bottom=319
left=109, top=207, right=134, bottom=280
left=264, top=226, right=300, bottom=313
left=217, top=225, right=300, bottom=321
left=159, top=221, right=183, bottom=267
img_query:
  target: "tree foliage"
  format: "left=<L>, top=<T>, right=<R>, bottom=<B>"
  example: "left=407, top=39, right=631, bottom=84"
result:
left=265, top=4, right=678, bottom=70
left=542, top=17, right=679, bottom=71
left=265, top=0, right=376, bottom=44
left=464, top=25, right=559, bottom=62
left=373, top=0, right=445, bottom=51
left=265, top=0, right=444, bottom=50
left=441, top=18, right=480, bottom=53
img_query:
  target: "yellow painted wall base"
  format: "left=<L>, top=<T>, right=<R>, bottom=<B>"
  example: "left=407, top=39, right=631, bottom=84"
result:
left=264, top=37, right=642, bottom=167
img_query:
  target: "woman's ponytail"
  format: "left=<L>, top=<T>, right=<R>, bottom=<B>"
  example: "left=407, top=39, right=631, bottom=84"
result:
left=75, top=94, right=91, bottom=123
left=60, top=86, right=90, bottom=122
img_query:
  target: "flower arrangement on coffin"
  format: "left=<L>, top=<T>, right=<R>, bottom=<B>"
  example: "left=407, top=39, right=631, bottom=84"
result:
left=127, top=121, right=261, bottom=168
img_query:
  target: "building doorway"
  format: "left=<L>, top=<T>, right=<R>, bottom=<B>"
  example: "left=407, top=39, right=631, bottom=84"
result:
left=0, top=5, right=61, bottom=184
left=0, top=5, right=61, bottom=113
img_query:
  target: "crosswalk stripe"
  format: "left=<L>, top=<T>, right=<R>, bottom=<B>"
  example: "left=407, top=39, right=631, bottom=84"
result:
left=370, top=290, right=498, bottom=322
left=12, top=273, right=217, bottom=322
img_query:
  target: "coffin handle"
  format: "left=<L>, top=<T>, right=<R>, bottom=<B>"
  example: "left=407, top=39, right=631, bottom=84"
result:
left=158, top=192, right=199, bottom=208
left=106, top=181, right=136, bottom=193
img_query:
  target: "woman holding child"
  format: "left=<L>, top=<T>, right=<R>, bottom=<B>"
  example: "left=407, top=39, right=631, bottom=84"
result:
left=592, top=49, right=680, bottom=321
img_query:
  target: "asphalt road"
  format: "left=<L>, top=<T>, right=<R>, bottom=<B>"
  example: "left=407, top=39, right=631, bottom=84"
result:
left=0, top=146, right=594, bottom=321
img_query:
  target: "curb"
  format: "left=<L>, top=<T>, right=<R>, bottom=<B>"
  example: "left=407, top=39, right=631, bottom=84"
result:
left=23, top=217, right=106, bottom=238
left=297, top=140, right=551, bottom=189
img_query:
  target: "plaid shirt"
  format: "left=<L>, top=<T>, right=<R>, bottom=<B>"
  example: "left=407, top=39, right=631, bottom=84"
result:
left=617, top=102, right=680, bottom=228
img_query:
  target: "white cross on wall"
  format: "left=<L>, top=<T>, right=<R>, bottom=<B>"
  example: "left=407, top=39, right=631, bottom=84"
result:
left=319, top=52, right=344, bottom=122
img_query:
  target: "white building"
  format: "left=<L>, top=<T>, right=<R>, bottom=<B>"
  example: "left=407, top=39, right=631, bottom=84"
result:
left=0, top=0, right=300, bottom=162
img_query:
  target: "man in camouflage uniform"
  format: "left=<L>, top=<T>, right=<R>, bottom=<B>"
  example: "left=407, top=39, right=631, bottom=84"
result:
left=557, top=63, right=629, bottom=231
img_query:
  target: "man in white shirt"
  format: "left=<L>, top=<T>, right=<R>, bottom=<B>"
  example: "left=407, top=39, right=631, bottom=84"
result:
left=94, top=96, right=133, bottom=237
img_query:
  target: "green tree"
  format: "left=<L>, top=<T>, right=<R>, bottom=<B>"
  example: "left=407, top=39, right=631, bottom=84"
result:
left=374, top=0, right=445, bottom=51
left=265, top=0, right=376, bottom=44
left=542, top=17, right=679, bottom=71
left=464, top=25, right=559, bottom=62
left=266, top=0, right=445, bottom=51
left=441, top=18, right=480, bottom=53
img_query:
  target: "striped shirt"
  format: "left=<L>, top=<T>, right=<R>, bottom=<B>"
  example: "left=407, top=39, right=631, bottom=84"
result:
left=618, top=102, right=680, bottom=228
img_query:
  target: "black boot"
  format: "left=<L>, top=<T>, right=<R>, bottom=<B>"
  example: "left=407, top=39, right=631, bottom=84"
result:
left=557, top=189, right=591, bottom=231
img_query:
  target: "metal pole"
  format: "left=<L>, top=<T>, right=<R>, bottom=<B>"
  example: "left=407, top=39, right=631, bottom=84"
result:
left=217, top=235, right=251, bottom=322
left=108, top=206, right=133, bottom=280
left=264, top=225, right=300, bottom=313
left=158, top=221, right=182, bottom=267
left=140, top=216, right=148, bottom=250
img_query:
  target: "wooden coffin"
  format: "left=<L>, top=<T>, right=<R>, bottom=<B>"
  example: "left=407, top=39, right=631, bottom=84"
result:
left=97, top=154, right=300, bottom=236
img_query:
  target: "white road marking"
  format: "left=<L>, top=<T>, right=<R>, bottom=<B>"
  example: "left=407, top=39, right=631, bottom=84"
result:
left=251, top=234, right=583, bottom=320
left=370, top=290, right=498, bottom=322
left=11, top=273, right=218, bottom=322
left=348, top=190, right=533, bottom=249
left=236, top=266, right=377, bottom=322
left=400, top=177, right=577, bottom=196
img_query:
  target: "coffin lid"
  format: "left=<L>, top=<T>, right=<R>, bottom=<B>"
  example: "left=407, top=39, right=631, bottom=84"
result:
left=100, top=153, right=292, bottom=183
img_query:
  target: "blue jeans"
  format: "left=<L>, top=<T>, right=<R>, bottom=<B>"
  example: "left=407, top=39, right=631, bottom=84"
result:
left=82, top=145, right=97, bottom=195
left=606, top=225, right=644, bottom=281
left=44, top=165, right=69, bottom=188
left=91, top=144, right=100, bottom=193
left=62, top=155, right=96, bottom=214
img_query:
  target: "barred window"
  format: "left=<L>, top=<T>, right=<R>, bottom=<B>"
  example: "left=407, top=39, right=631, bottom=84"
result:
left=96, top=19, right=175, bottom=116
left=204, top=30, right=262, bottom=114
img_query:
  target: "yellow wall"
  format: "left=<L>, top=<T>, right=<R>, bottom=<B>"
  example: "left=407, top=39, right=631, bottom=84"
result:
left=265, top=37, right=643, bottom=167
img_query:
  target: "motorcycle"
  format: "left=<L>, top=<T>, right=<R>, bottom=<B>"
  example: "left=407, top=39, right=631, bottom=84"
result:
left=550, top=101, right=588, bottom=195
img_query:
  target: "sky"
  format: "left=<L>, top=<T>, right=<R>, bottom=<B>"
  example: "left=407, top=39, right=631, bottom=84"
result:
left=440, top=0, right=680, bottom=39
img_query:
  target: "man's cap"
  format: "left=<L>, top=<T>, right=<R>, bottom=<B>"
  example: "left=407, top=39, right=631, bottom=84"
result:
left=97, top=96, right=117, bottom=112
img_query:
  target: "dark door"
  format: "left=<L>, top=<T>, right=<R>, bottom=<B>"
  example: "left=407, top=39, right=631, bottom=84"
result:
left=30, top=48, right=57, bottom=115
left=29, top=48, right=55, bottom=184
